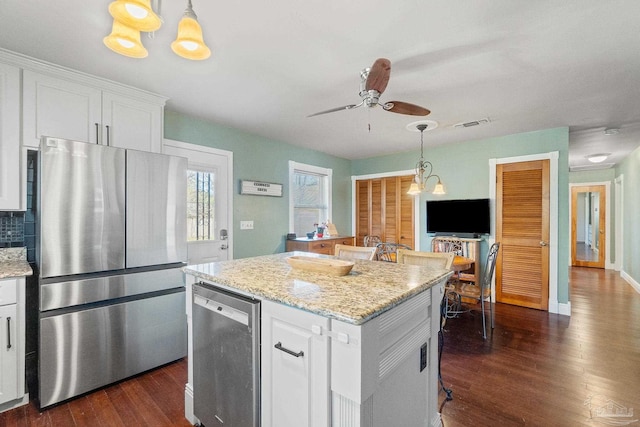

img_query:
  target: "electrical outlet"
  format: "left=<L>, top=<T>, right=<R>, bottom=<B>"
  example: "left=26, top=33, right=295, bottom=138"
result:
left=420, top=342, right=428, bottom=372
left=240, top=221, right=254, bottom=230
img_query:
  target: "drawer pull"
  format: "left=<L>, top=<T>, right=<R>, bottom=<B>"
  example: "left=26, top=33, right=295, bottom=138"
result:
left=6, top=317, right=11, bottom=350
left=274, top=342, right=304, bottom=358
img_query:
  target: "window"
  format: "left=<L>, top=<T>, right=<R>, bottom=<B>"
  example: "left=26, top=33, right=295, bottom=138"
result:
left=187, top=169, right=215, bottom=241
left=289, top=161, right=332, bottom=237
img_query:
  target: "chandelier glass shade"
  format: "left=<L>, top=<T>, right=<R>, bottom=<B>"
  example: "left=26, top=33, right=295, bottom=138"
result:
left=108, top=0, right=162, bottom=32
left=407, top=124, right=445, bottom=196
left=171, top=1, right=211, bottom=60
left=103, top=20, right=149, bottom=58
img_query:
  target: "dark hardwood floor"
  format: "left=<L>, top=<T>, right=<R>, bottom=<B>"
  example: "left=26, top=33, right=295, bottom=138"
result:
left=2, top=267, right=639, bottom=426
left=440, top=267, right=640, bottom=426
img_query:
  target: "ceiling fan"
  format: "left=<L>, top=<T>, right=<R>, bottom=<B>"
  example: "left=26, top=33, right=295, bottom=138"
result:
left=307, top=58, right=430, bottom=118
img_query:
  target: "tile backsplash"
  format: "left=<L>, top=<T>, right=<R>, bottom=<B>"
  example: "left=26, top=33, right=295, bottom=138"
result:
left=0, top=212, right=24, bottom=244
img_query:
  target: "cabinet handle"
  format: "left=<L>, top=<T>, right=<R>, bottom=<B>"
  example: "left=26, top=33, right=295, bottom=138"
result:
left=106, top=125, right=110, bottom=146
left=95, top=123, right=100, bottom=144
left=320, top=244, right=325, bottom=247
left=274, top=342, right=304, bottom=358
left=6, top=317, right=11, bottom=350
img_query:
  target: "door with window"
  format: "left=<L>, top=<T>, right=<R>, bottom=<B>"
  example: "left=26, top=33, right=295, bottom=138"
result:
left=571, top=185, right=606, bottom=268
left=163, top=140, right=232, bottom=264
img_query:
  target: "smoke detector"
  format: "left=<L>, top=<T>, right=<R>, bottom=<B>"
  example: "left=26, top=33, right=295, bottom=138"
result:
left=453, top=118, right=491, bottom=129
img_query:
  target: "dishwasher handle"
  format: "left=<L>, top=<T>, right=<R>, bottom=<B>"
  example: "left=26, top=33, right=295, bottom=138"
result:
left=194, top=294, right=250, bottom=326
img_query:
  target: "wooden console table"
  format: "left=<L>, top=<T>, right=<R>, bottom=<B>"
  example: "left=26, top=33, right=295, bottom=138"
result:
left=286, top=236, right=355, bottom=255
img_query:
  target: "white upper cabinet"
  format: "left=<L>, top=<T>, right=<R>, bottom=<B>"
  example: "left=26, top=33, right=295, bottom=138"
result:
left=22, top=69, right=165, bottom=152
left=22, top=70, right=102, bottom=147
left=0, top=63, right=21, bottom=210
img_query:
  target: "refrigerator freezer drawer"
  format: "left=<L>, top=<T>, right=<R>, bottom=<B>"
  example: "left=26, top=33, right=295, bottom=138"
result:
left=126, top=149, right=187, bottom=268
left=39, top=290, right=186, bottom=408
left=40, top=267, right=185, bottom=311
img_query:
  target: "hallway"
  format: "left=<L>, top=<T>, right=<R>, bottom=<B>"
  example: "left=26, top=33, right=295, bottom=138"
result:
left=440, top=267, right=640, bottom=426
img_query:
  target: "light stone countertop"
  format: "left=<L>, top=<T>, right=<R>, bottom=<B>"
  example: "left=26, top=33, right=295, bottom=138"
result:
left=183, top=252, right=451, bottom=325
left=0, top=247, right=33, bottom=278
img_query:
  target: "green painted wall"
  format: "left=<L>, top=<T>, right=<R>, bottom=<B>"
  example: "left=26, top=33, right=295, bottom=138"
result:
left=352, top=127, right=571, bottom=305
left=617, top=144, right=640, bottom=284
left=165, top=111, right=352, bottom=259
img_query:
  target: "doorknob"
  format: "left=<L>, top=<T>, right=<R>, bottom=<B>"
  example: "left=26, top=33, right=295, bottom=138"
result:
left=220, top=244, right=228, bottom=250
left=540, top=241, right=548, bottom=247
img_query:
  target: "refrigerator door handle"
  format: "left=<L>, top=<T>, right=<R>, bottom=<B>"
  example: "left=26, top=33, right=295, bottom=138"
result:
left=95, top=123, right=99, bottom=144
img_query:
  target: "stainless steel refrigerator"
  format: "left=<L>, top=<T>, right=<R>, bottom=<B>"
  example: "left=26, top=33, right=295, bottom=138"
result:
left=37, top=137, right=188, bottom=408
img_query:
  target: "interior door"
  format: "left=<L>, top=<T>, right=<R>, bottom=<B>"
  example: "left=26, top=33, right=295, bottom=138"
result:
left=496, top=160, right=550, bottom=310
left=163, top=140, right=232, bottom=264
left=355, top=175, right=414, bottom=248
left=571, top=185, right=605, bottom=268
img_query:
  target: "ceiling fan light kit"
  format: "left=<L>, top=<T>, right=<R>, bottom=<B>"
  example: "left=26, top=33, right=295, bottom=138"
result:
left=104, top=0, right=211, bottom=60
left=407, top=124, right=445, bottom=196
left=308, top=58, right=431, bottom=118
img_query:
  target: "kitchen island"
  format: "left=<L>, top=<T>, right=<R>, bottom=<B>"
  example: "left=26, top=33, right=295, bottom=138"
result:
left=183, top=252, right=450, bottom=427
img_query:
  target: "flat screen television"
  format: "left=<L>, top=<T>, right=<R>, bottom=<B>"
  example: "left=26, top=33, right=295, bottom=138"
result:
left=426, top=198, right=490, bottom=236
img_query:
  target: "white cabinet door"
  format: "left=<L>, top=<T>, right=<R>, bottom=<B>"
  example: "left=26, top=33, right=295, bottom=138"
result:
left=0, top=63, right=21, bottom=210
left=102, top=92, right=162, bottom=152
left=261, top=300, right=330, bottom=427
left=0, top=303, right=18, bottom=405
left=22, top=70, right=102, bottom=147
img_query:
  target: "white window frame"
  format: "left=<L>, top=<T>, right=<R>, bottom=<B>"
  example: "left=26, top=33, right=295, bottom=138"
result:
left=288, top=160, right=333, bottom=234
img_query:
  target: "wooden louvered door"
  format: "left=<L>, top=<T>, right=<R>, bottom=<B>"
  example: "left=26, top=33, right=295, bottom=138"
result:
left=496, top=160, right=550, bottom=310
left=355, top=175, right=414, bottom=248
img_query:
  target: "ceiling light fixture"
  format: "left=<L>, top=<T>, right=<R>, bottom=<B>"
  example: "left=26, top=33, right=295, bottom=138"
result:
left=586, top=153, right=611, bottom=163
left=407, top=124, right=445, bottom=196
left=171, top=0, right=211, bottom=60
left=104, top=0, right=210, bottom=60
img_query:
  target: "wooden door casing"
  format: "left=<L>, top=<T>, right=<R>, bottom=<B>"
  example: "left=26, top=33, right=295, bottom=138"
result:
left=355, top=176, right=414, bottom=248
left=496, top=160, right=550, bottom=310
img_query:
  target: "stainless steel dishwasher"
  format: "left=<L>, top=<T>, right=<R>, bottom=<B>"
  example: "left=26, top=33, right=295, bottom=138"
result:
left=192, top=282, right=261, bottom=427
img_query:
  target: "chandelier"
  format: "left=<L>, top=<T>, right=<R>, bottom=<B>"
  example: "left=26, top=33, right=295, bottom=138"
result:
left=104, top=0, right=211, bottom=60
left=407, top=124, right=446, bottom=196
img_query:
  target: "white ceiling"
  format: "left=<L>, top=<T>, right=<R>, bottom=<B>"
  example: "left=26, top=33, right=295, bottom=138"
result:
left=2, top=0, right=640, bottom=169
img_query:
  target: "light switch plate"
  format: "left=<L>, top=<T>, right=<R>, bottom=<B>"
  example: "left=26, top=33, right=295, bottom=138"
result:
left=240, top=220, right=254, bottom=230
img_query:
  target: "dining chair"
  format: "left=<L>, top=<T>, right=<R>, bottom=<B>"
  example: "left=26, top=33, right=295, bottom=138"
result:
left=397, top=249, right=455, bottom=270
left=374, top=242, right=412, bottom=262
left=445, top=242, right=500, bottom=339
left=334, top=244, right=377, bottom=261
left=363, top=235, right=382, bottom=247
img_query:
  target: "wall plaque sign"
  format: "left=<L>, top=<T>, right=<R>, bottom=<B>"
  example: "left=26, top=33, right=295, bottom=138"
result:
left=240, top=180, right=283, bottom=197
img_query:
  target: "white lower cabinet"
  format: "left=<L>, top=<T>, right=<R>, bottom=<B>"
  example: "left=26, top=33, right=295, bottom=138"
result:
left=261, top=300, right=330, bottom=427
left=0, top=278, right=25, bottom=409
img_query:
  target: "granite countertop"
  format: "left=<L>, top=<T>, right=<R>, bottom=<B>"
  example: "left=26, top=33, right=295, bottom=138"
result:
left=183, top=252, right=450, bottom=325
left=0, top=247, right=33, bottom=278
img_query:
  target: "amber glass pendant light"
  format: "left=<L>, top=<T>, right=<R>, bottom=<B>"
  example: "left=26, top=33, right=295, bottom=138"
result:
left=103, top=19, right=149, bottom=58
left=171, top=0, right=211, bottom=60
left=108, top=0, right=162, bottom=32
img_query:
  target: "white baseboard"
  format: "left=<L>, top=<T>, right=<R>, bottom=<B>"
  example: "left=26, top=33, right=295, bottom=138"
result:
left=548, top=300, right=571, bottom=316
left=185, top=383, right=198, bottom=425
left=621, top=270, right=640, bottom=294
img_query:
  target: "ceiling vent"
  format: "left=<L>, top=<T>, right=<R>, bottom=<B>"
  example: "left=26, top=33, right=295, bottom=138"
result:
left=569, top=163, right=615, bottom=172
left=453, top=118, right=491, bottom=129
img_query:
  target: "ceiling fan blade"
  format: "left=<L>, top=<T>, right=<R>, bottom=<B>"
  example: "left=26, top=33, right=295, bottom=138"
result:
left=382, top=101, right=431, bottom=116
left=307, top=102, right=363, bottom=117
left=365, top=58, right=391, bottom=94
